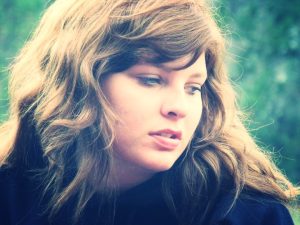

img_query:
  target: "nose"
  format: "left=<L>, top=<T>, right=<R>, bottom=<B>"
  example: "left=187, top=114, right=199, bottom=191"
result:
left=160, top=91, right=188, bottom=120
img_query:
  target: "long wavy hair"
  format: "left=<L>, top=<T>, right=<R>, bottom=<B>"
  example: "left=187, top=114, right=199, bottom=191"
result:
left=0, top=0, right=298, bottom=224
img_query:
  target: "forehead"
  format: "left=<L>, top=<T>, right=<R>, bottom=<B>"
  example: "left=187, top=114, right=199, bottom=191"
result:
left=161, top=53, right=204, bottom=70
left=172, top=53, right=207, bottom=80
left=126, top=52, right=207, bottom=81
left=158, top=52, right=207, bottom=77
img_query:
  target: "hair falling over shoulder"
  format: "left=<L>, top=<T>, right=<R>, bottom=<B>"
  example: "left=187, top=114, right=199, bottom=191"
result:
left=0, top=0, right=299, bottom=224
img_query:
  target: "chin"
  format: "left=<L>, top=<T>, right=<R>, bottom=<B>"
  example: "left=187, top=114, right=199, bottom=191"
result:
left=145, top=160, right=176, bottom=173
left=140, top=152, right=184, bottom=173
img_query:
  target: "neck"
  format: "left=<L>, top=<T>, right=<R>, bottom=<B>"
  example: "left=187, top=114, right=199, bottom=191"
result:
left=107, top=161, right=155, bottom=191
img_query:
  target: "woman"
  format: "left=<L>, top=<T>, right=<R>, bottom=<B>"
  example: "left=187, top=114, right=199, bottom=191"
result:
left=0, top=0, right=298, bottom=225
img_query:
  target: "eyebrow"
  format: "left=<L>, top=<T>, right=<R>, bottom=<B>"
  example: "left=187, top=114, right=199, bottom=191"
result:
left=189, top=73, right=205, bottom=79
left=158, top=62, right=207, bottom=77
left=162, top=65, right=207, bottom=81
left=129, top=63, right=207, bottom=80
left=156, top=63, right=183, bottom=72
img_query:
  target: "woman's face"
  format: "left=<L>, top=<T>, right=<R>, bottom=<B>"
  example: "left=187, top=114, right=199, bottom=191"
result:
left=103, top=53, right=207, bottom=188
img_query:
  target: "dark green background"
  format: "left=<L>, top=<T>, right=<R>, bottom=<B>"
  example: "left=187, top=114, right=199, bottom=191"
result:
left=0, top=0, right=299, bottom=189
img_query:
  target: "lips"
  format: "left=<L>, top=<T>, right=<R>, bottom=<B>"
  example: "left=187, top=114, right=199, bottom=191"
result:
left=149, top=129, right=182, bottom=150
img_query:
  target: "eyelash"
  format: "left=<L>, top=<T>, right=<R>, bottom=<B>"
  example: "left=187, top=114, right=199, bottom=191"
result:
left=186, top=85, right=202, bottom=95
left=137, top=75, right=202, bottom=95
left=137, top=76, right=162, bottom=86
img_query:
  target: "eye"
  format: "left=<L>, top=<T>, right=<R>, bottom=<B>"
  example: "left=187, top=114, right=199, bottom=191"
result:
left=185, top=84, right=202, bottom=95
left=137, top=75, right=162, bottom=87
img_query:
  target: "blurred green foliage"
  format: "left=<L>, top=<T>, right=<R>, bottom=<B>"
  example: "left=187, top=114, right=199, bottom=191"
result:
left=216, top=0, right=300, bottom=185
left=0, top=0, right=299, bottom=222
left=0, top=0, right=299, bottom=194
left=0, top=0, right=46, bottom=121
left=291, top=209, right=300, bottom=225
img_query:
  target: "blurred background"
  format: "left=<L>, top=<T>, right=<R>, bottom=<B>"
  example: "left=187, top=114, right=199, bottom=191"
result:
left=0, top=0, right=299, bottom=219
left=216, top=0, right=300, bottom=187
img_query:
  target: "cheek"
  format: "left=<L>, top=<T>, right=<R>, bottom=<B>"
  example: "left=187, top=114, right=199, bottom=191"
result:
left=187, top=103, right=203, bottom=135
left=112, top=99, right=149, bottom=142
left=113, top=101, right=149, bottom=128
left=109, top=88, right=156, bottom=128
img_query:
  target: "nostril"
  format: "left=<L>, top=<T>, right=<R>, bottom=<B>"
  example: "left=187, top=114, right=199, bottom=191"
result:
left=167, top=111, right=177, bottom=117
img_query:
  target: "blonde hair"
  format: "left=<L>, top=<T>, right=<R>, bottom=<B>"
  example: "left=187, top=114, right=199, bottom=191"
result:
left=0, top=0, right=298, bottom=224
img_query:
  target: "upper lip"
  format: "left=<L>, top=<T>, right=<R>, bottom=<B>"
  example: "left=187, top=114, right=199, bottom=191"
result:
left=149, top=129, right=182, bottom=140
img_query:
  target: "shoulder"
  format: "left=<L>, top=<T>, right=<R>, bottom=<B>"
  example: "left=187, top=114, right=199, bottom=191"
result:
left=0, top=166, right=48, bottom=225
left=212, top=191, right=295, bottom=225
left=0, top=166, right=21, bottom=194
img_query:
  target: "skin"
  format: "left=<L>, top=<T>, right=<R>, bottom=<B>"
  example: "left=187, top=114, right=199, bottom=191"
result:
left=103, top=53, right=207, bottom=189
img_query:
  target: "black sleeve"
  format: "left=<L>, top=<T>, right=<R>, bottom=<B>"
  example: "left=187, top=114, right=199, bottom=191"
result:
left=0, top=167, right=48, bottom=225
left=216, top=195, right=295, bottom=225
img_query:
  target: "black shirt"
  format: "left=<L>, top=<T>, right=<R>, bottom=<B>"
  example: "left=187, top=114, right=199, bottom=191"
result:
left=0, top=165, right=295, bottom=225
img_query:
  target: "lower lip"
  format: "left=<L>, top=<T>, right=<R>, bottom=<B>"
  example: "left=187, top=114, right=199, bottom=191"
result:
left=149, top=135, right=181, bottom=150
